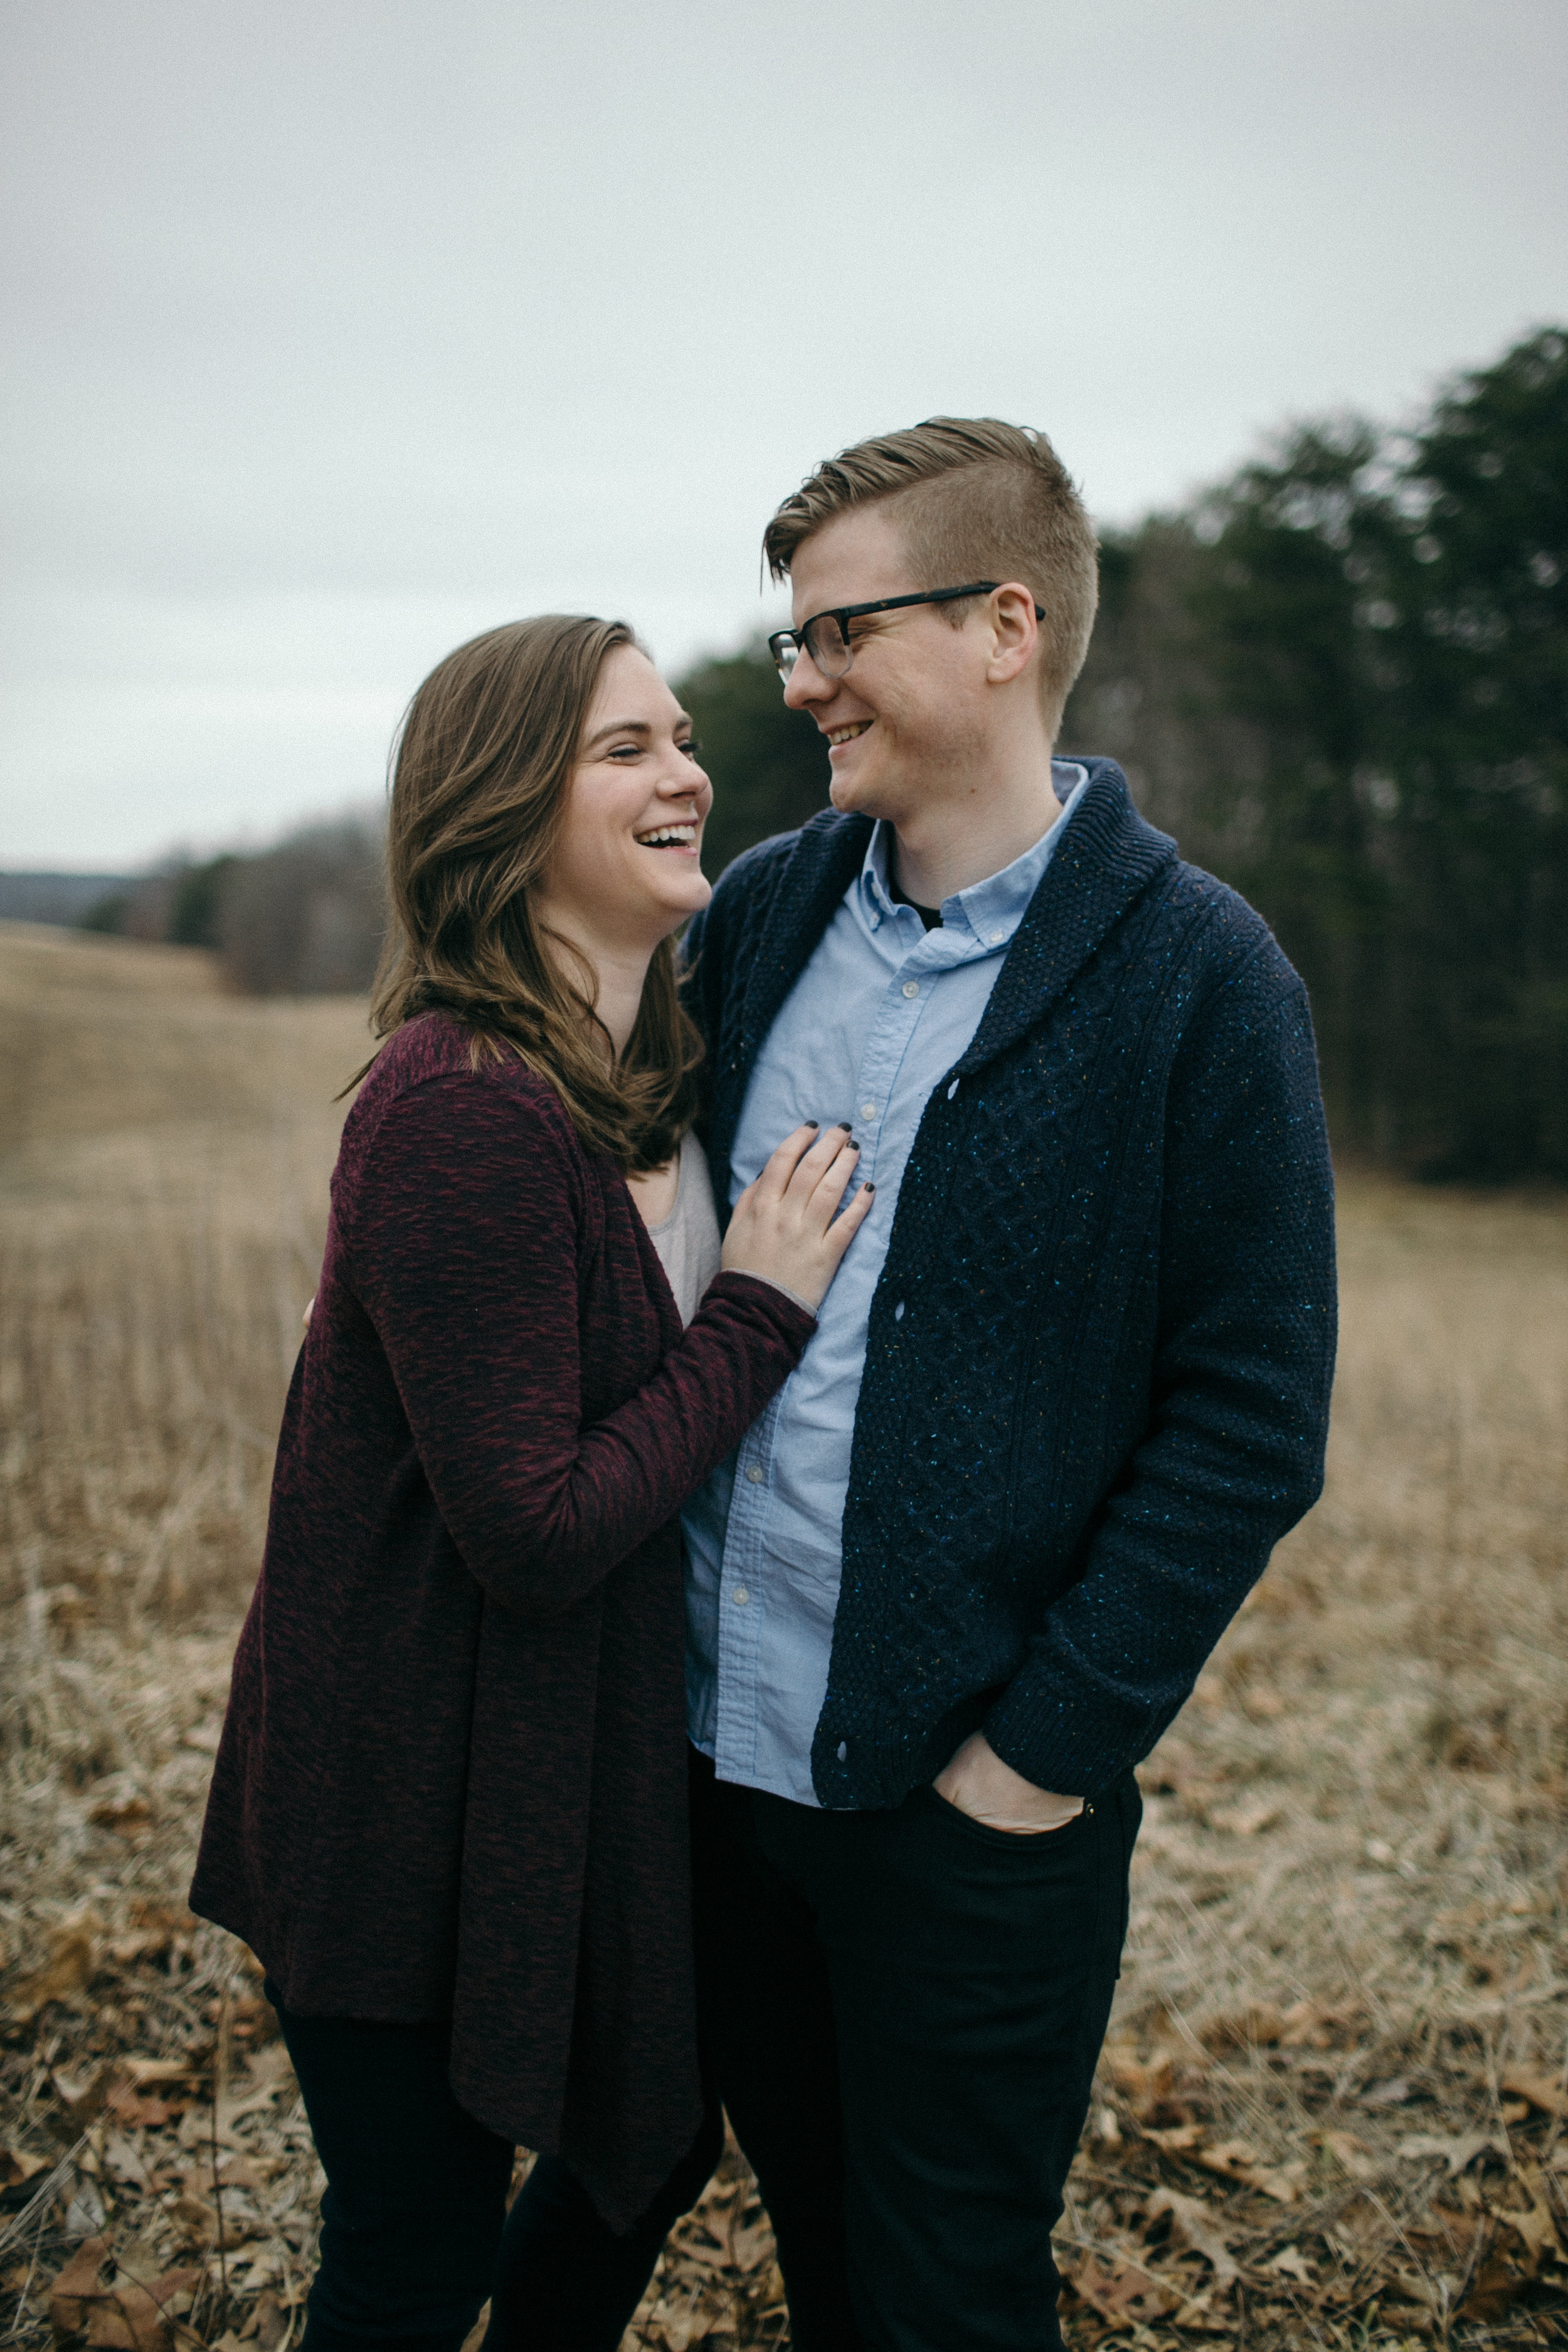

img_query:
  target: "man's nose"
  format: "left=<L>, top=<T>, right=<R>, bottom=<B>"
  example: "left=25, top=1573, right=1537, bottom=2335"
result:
left=781, top=647, right=831, bottom=711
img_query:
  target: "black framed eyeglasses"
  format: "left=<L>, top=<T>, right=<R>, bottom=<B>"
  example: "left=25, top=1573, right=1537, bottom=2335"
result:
left=768, top=581, right=1044, bottom=684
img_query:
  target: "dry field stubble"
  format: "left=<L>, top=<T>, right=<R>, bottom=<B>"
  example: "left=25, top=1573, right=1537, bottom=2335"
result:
left=1, top=919, right=1565, bottom=2350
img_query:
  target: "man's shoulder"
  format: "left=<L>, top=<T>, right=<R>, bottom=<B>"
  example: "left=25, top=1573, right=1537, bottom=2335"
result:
left=1162, top=856, right=1303, bottom=997
left=709, top=808, right=867, bottom=910
left=692, top=810, right=871, bottom=980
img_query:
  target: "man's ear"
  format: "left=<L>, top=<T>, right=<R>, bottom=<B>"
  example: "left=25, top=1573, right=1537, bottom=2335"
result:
left=984, top=583, right=1041, bottom=686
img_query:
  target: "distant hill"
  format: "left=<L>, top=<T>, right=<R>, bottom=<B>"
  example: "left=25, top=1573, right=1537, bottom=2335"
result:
left=0, top=871, right=131, bottom=926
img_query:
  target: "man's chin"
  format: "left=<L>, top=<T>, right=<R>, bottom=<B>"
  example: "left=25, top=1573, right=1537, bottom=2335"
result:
left=827, top=766, right=893, bottom=820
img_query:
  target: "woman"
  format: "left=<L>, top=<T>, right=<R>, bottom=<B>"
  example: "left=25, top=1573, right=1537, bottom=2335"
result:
left=191, top=615, right=872, bottom=2351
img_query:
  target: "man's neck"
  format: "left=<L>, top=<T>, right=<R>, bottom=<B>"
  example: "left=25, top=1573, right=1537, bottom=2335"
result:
left=887, top=750, right=1064, bottom=908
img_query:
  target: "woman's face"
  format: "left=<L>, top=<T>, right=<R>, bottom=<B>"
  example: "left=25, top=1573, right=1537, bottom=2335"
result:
left=538, top=645, right=713, bottom=954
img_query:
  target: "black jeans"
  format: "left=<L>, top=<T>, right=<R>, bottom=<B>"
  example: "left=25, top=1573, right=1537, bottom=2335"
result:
left=266, top=1983, right=723, bottom=2352
left=689, top=1749, right=1141, bottom=2352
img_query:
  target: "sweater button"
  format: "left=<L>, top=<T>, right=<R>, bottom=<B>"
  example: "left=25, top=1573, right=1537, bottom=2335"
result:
left=837, top=1741, right=848, bottom=1762
left=894, top=1301, right=906, bottom=1322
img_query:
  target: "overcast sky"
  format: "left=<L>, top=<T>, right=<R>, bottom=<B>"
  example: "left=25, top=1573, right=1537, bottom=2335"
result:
left=4, top=0, right=1565, bottom=870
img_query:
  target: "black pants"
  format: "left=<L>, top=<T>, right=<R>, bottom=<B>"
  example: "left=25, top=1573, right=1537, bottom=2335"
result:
left=689, top=1749, right=1140, bottom=2352
left=267, top=1983, right=723, bottom=2351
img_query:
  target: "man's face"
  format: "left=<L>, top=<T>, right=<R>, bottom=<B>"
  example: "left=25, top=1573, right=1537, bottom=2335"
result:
left=782, top=506, right=994, bottom=827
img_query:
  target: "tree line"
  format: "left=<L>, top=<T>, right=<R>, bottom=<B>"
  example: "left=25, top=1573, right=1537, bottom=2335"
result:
left=681, top=326, right=1567, bottom=1184
left=83, top=324, right=1565, bottom=1182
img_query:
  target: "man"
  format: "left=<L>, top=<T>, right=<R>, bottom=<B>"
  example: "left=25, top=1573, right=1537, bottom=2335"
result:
left=680, top=418, right=1336, bottom=2352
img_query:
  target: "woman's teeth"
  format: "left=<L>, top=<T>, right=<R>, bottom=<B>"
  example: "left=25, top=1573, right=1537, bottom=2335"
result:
left=827, top=723, right=871, bottom=746
left=635, top=824, right=697, bottom=848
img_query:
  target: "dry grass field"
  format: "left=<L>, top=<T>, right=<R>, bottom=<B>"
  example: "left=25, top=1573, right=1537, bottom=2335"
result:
left=1, top=918, right=1565, bottom=2351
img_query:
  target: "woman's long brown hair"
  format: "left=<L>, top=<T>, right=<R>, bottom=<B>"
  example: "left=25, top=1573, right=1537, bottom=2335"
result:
left=358, top=614, right=703, bottom=1174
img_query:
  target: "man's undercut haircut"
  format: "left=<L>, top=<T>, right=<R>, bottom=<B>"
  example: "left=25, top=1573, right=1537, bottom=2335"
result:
left=763, top=418, right=1099, bottom=733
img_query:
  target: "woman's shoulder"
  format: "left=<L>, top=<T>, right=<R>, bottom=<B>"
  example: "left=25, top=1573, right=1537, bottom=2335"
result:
left=342, top=1014, right=583, bottom=1171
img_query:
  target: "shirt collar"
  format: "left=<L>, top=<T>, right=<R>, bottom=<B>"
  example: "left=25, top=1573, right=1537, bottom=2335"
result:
left=858, top=761, right=1089, bottom=946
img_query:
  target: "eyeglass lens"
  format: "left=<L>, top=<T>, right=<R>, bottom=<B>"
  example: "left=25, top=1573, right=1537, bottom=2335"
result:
left=803, top=614, right=851, bottom=677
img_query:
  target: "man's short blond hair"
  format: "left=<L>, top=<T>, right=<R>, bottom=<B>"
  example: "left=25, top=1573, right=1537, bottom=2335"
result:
left=763, top=417, right=1099, bottom=733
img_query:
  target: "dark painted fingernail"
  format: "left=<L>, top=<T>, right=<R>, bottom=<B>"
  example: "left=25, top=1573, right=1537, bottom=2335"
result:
left=804, top=1120, right=819, bottom=1129
left=864, top=1182, right=875, bottom=1193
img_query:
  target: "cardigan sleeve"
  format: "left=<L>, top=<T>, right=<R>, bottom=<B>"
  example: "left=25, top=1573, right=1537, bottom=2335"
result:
left=982, top=936, right=1338, bottom=1796
left=343, top=1071, right=816, bottom=1615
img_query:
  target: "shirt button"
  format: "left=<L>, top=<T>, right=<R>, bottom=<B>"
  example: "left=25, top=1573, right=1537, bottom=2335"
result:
left=861, top=1100, right=877, bottom=1120
left=901, top=980, right=919, bottom=998
left=745, top=1464, right=765, bottom=1484
left=989, top=928, right=1006, bottom=945
left=733, top=1587, right=750, bottom=1606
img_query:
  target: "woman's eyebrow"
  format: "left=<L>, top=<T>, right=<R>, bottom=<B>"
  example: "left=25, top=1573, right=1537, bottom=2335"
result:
left=583, top=719, right=652, bottom=751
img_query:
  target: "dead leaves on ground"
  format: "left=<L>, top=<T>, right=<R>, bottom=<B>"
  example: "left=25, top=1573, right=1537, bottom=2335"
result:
left=1056, top=2020, right=1568, bottom=2344
left=626, top=2155, right=788, bottom=2349
left=1, top=1909, right=312, bottom=2352
left=46, top=2236, right=201, bottom=2351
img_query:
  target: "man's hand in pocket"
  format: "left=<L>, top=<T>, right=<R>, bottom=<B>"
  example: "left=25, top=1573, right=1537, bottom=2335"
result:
left=933, top=1732, right=1084, bottom=1835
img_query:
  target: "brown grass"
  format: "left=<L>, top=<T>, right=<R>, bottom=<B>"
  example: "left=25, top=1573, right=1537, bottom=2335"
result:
left=1, top=919, right=1564, bottom=2349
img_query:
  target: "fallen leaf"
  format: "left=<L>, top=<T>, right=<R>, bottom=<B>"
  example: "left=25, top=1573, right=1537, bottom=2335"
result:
left=1200, top=2004, right=1287, bottom=2052
left=3, top=1909, right=102, bottom=2022
left=88, top=1794, right=156, bottom=1840
left=65, top=2174, right=109, bottom=2238
left=1143, top=2122, right=1205, bottom=2153
left=1251, top=2159, right=1308, bottom=2204
left=1209, top=1799, right=1283, bottom=1836
left=1194, top=2137, right=1262, bottom=2184
left=1459, top=2247, right=1530, bottom=2323
left=249, top=2292, right=290, bottom=2351
left=102, top=2131, right=158, bottom=2192
left=181, top=1720, right=223, bottom=1754
left=1397, top=2130, right=1508, bottom=2175
left=1501, top=2065, right=1568, bottom=2119
left=1279, top=1998, right=1356, bottom=2049
left=1145, top=2188, right=1240, bottom=2288
left=1, top=2146, right=48, bottom=2190
left=1315, top=2128, right=1376, bottom=2178
left=105, top=2081, right=177, bottom=2129
left=120, top=2055, right=198, bottom=2089
left=1265, top=2243, right=1315, bottom=2283
left=171, top=2186, right=220, bottom=2243
left=54, top=2060, right=114, bottom=2119
left=1499, top=2169, right=1562, bottom=2270
left=49, top=2235, right=112, bottom=2331
left=1070, top=2250, right=1180, bottom=2324
left=1362, top=2075, right=1413, bottom=2107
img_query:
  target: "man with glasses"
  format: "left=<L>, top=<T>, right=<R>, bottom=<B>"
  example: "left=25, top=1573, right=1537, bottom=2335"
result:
left=680, top=418, right=1336, bottom=2351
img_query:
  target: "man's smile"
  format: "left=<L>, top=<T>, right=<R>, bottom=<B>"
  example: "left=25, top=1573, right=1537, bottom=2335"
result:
left=825, top=722, right=872, bottom=748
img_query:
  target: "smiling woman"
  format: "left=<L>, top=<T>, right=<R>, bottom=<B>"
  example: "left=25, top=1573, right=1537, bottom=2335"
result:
left=187, top=612, right=874, bottom=2352
left=365, top=616, right=709, bottom=1175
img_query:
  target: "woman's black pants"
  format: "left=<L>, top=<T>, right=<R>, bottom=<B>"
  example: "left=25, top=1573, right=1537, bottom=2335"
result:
left=266, top=1983, right=723, bottom=2352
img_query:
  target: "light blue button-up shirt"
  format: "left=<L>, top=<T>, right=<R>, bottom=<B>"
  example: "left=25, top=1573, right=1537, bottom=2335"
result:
left=684, top=765, right=1089, bottom=1804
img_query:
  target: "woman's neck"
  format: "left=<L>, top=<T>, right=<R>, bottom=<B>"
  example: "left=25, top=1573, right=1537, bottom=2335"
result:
left=543, top=915, right=656, bottom=1059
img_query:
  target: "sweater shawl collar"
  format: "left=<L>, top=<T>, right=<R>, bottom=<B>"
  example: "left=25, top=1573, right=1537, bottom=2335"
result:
left=739, top=760, right=1177, bottom=1080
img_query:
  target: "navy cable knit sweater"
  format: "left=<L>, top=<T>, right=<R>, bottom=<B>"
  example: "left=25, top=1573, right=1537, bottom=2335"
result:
left=682, top=760, right=1337, bottom=1809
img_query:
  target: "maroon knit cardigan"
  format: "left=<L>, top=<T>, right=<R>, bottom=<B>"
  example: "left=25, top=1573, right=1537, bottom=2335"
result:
left=189, top=1012, right=814, bottom=2228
